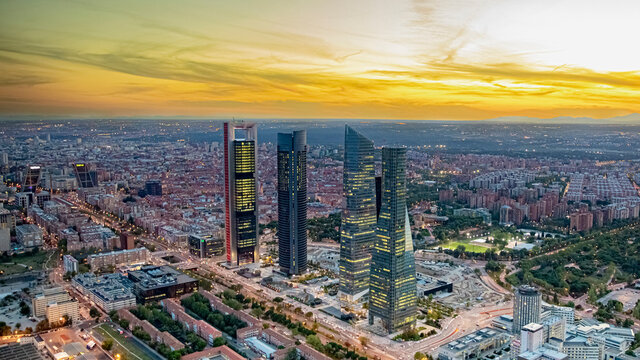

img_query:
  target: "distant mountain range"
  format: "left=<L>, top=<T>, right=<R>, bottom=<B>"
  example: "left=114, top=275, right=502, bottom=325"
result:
left=486, top=113, right=640, bottom=124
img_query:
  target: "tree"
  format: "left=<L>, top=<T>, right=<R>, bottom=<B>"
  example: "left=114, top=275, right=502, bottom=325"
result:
left=109, top=310, right=119, bottom=322
left=285, top=348, right=298, bottom=360
left=415, top=352, right=426, bottom=360
left=306, top=334, right=323, bottom=351
left=90, top=307, right=101, bottom=319
left=213, top=336, right=227, bottom=347
left=305, top=311, right=314, bottom=319
left=358, top=336, right=369, bottom=347
left=15, top=323, right=21, bottom=330
left=102, top=339, right=113, bottom=351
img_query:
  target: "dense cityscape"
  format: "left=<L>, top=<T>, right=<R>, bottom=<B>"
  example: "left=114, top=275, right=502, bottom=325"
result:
left=1, top=1, right=640, bottom=360
left=0, top=119, right=638, bottom=360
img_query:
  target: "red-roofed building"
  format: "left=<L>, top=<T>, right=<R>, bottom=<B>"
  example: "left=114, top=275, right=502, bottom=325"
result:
left=160, top=298, right=222, bottom=345
left=180, top=345, right=245, bottom=360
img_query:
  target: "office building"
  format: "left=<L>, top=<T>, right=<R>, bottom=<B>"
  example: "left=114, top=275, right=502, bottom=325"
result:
left=277, top=130, right=308, bottom=275
left=223, top=122, right=259, bottom=266
left=22, top=165, right=41, bottom=193
left=16, top=224, right=43, bottom=248
left=514, top=285, right=542, bottom=333
left=189, top=233, right=225, bottom=258
left=63, top=254, right=78, bottom=274
left=73, top=273, right=137, bottom=312
left=145, top=179, right=163, bottom=196
left=127, top=265, right=198, bottom=303
left=87, top=247, right=149, bottom=269
left=35, top=191, right=50, bottom=208
left=73, top=163, right=97, bottom=188
left=369, top=148, right=417, bottom=333
left=339, top=125, right=377, bottom=303
left=0, top=204, right=11, bottom=253
left=437, top=328, right=511, bottom=360
left=550, top=305, right=575, bottom=325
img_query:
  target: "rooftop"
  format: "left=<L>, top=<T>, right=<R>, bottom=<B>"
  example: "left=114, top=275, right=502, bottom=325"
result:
left=0, top=343, right=45, bottom=360
left=128, top=265, right=196, bottom=290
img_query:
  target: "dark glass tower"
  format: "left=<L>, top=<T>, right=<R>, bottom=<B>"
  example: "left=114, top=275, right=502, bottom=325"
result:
left=224, top=122, right=259, bottom=266
left=23, top=165, right=41, bottom=192
left=277, top=130, right=308, bottom=275
left=369, top=147, right=417, bottom=333
left=339, top=125, right=377, bottom=304
left=145, top=180, right=163, bottom=196
left=74, top=163, right=97, bottom=188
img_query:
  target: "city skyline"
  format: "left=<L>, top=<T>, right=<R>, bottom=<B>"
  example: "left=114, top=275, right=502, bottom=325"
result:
left=1, top=0, right=639, bottom=120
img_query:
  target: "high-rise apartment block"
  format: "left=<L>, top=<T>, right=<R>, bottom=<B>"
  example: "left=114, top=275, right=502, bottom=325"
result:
left=223, top=122, right=259, bottom=266
left=277, top=130, right=308, bottom=275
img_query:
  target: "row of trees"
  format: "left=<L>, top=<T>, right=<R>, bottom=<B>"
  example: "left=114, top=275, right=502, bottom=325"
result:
left=181, top=293, right=247, bottom=338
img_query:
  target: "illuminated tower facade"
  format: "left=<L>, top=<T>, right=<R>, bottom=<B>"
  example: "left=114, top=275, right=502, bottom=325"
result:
left=339, top=125, right=377, bottom=303
left=277, top=130, right=308, bottom=275
left=369, top=147, right=417, bottom=333
left=224, top=122, right=259, bottom=266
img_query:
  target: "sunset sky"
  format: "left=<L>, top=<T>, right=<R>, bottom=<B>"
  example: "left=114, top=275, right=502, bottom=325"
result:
left=1, top=0, right=639, bottom=120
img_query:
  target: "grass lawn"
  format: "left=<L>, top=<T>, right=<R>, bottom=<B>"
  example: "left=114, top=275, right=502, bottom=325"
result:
left=438, top=241, right=491, bottom=253
left=0, top=250, right=56, bottom=276
left=94, top=323, right=157, bottom=360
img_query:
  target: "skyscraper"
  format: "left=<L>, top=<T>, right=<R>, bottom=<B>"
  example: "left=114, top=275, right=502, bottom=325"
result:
left=339, top=125, right=377, bottom=303
left=74, top=163, right=98, bottom=188
left=513, top=285, right=542, bottom=333
left=224, top=122, right=259, bottom=266
left=369, top=147, right=417, bottom=333
left=277, top=130, right=308, bottom=275
left=23, top=165, right=41, bottom=192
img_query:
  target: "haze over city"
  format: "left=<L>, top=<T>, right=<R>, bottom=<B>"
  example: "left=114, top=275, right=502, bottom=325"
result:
left=0, top=2, right=639, bottom=360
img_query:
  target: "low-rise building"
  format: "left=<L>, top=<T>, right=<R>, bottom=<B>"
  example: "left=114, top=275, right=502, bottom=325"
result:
left=127, top=265, right=198, bottom=303
left=161, top=298, right=222, bottom=345
left=437, top=327, right=512, bottom=360
left=72, top=273, right=137, bottom=312
left=16, top=224, right=43, bottom=248
left=87, top=247, right=149, bottom=270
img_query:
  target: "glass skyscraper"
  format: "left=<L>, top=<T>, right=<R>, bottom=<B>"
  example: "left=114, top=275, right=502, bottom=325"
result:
left=224, top=122, right=259, bottom=266
left=277, top=130, right=308, bottom=275
left=339, top=125, right=377, bottom=303
left=369, top=147, right=417, bottom=333
left=74, top=163, right=97, bottom=188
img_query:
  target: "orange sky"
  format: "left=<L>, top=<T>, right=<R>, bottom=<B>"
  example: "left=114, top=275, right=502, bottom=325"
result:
left=0, top=0, right=639, bottom=120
